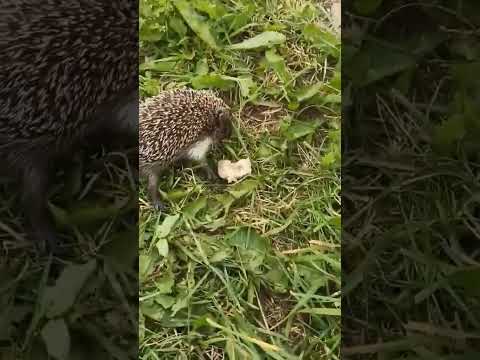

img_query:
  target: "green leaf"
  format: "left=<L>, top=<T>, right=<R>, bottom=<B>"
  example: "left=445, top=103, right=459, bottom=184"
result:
left=448, top=266, right=480, bottom=297
left=227, top=13, right=252, bottom=33
left=139, top=254, right=155, bottom=282
left=323, top=93, right=341, bottom=104
left=42, top=260, right=97, bottom=318
left=156, top=237, right=169, bottom=257
left=140, top=60, right=177, bottom=73
left=329, top=70, right=341, bottom=91
left=264, top=267, right=289, bottom=293
left=296, top=83, right=323, bottom=102
left=432, top=115, right=465, bottom=154
left=191, top=74, right=235, bottom=90
left=183, top=196, right=207, bottom=219
left=227, top=228, right=270, bottom=271
left=322, top=151, right=337, bottom=167
left=227, top=227, right=269, bottom=253
left=300, top=307, right=341, bottom=316
left=48, top=196, right=135, bottom=229
left=169, top=17, right=188, bottom=37
left=209, top=250, right=230, bottom=263
left=195, top=58, right=209, bottom=75
left=154, top=295, right=176, bottom=309
left=302, top=24, right=339, bottom=57
left=140, top=301, right=165, bottom=321
left=213, top=193, right=236, bottom=213
left=166, top=188, right=190, bottom=201
left=171, top=292, right=189, bottom=315
left=40, top=319, right=70, bottom=360
left=283, top=120, right=321, bottom=141
left=101, top=229, right=138, bottom=270
left=228, top=179, right=260, bottom=199
left=345, top=41, right=416, bottom=87
left=172, top=0, right=219, bottom=49
left=265, top=49, right=291, bottom=84
left=155, top=214, right=180, bottom=238
left=228, top=31, right=286, bottom=50
left=157, top=273, right=175, bottom=294
left=449, top=39, right=480, bottom=61
left=192, top=0, right=227, bottom=19
left=139, top=309, right=145, bottom=343
left=237, top=76, right=256, bottom=97
left=354, top=0, right=383, bottom=15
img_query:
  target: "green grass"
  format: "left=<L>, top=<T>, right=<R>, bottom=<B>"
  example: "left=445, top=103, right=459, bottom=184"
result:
left=139, top=0, right=341, bottom=358
left=0, top=148, right=138, bottom=359
left=342, top=1, right=480, bottom=359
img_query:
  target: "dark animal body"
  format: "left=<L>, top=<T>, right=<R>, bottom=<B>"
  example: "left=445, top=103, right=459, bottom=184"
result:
left=0, top=0, right=138, bottom=252
left=139, top=89, right=232, bottom=210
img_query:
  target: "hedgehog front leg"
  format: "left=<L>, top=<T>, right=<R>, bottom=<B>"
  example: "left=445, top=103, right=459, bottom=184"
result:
left=21, top=161, right=60, bottom=254
left=147, top=171, right=166, bottom=212
left=179, top=158, right=218, bottom=181
left=199, top=161, right=218, bottom=181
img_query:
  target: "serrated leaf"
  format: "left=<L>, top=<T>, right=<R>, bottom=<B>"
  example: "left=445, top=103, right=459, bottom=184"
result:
left=228, top=31, right=286, bottom=50
left=173, top=0, right=219, bottom=49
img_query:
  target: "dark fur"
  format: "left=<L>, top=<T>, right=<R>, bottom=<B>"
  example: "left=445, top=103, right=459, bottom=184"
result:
left=0, top=0, right=138, bottom=253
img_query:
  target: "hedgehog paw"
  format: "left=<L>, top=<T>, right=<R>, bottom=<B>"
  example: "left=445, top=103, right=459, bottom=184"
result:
left=201, top=165, right=219, bottom=182
left=46, top=235, right=69, bottom=257
left=33, top=230, right=65, bottom=257
left=153, top=200, right=167, bottom=212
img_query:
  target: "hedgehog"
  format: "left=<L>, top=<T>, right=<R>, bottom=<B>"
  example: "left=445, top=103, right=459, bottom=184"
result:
left=0, top=0, right=138, bottom=253
left=139, top=89, right=233, bottom=210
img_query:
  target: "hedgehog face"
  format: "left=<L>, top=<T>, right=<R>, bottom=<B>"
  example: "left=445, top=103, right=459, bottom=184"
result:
left=213, top=107, right=233, bottom=142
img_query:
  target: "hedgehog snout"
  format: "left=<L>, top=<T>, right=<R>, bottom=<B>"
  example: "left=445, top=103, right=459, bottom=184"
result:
left=214, top=108, right=233, bottom=141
